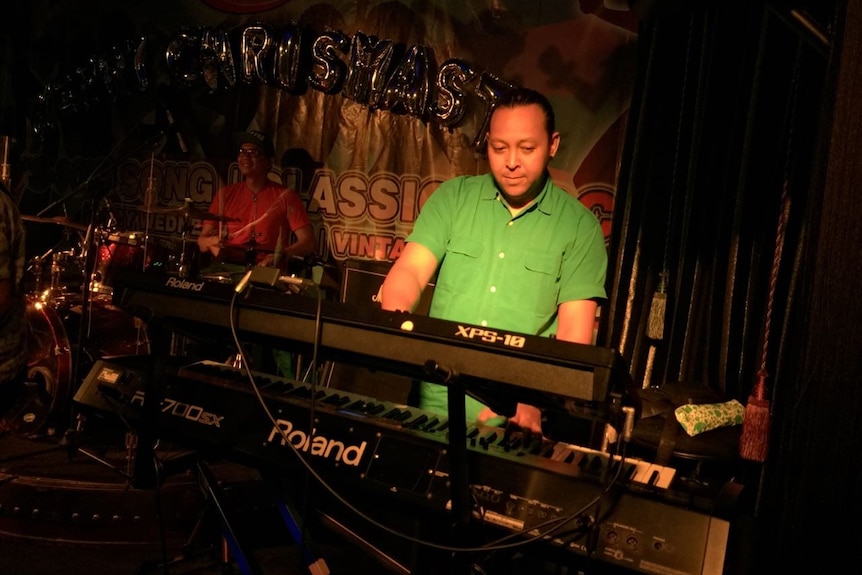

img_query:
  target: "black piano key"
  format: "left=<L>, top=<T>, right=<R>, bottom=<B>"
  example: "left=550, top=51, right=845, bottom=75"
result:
left=396, top=410, right=415, bottom=422
left=570, top=451, right=587, bottom=467
left=365, top=402, right=386, bottom=415
left=381, top=408, right=414, bottom=422
left=334, top=395, right=353, bottom=407
left=622, top=462, right=638, bottom=480
left=587, top=454, right=606, bottom=473
left=421, top=417, right=442, bottom=432
left=405, top=414, right=429, bottom=429
left=262, top=380, right=293, bottom=393
left=608, top=458, right=631, bottom=479
left=503, top=434, right=521, bottom=452
left=478, top=431, right=500, bottom=450
left=532, top=440, right=553, bottom=457
left=322, top=393, right=346, bottom=406
left=517, top=430, right=535, bottom=451
left=287, top=386, right=312, bottom=398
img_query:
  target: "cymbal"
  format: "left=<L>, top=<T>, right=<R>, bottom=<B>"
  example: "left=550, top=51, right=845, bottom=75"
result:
left=138, top=204, right=238, bottom=222
left=21, top=214, right=89, bottom=232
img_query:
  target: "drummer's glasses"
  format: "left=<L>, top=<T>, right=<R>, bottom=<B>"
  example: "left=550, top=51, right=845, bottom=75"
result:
left=238, top=148, right=261, bottom=158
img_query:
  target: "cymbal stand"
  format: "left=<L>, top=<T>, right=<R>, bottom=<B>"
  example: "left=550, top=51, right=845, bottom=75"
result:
left=141, top=152, right=156, bottom=271
left=70, top=214, right=100, bottom=412
left=177, top=198, right=195, bottom=278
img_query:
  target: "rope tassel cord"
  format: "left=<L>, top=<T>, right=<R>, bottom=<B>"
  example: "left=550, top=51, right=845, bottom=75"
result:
left=739, top=190, right=791, bottom=462
left=738, top=35, right=801, bottom=463
left=739, top=370, right=771, bottom=461
left=647, top=271, right=668, bottom=340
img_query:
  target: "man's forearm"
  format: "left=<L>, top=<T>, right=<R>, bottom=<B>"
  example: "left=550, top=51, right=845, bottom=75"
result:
left=379, top=268, right=423, bottom=312
left=282, top=238, right=315, bottom=259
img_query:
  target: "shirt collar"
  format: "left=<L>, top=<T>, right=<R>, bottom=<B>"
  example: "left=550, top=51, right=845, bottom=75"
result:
left=485, top=172, right=554, bottom=215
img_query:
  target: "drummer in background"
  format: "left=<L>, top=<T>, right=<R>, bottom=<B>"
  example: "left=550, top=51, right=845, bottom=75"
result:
left=0, top=184, right=27, bottom=430
left=196, top=130, right=316, bottom=378
left=196, top=130, right=316, bottom=271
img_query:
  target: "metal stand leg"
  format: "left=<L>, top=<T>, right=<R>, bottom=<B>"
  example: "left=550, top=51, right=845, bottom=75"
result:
left=194, top=459, right=265, bottom=575
left=189, top=462, right=330, bottom=575
left=261, top=472, right=330, bottom=575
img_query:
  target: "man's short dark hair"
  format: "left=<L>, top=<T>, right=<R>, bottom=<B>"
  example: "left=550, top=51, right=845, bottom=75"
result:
left=493, top=87, right=556, bottom=136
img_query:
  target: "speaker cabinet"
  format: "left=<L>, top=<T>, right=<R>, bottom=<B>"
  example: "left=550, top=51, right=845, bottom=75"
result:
left=339, top=259, right=434, bottom=315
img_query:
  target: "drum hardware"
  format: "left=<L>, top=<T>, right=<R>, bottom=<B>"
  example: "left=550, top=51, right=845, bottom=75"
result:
left=25, top=248, right=86, bottom=305
left=22, top=214, right=90, bottom=302
left=20, top=214, right=90, bottom=232
left=19, top=298, right=74, bottom=436
left=139, top=198, right=233, bottom=279
left=19, top=293, right=152, bottom=436
left=25, top=247, right=54, bottom=296
left=138, top=202, right=239, bottom=223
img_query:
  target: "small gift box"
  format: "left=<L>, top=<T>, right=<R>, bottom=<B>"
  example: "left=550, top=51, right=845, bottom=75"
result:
left=674, top=399, right=745, bottom=436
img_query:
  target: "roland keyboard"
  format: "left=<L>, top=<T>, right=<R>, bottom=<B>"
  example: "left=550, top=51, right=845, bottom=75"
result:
left=109, top=270, right=634, bottom=421
left=75, top=356, right=731, bottom=575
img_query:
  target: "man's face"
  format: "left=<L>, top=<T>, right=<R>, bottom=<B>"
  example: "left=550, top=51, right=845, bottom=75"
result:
left=237, top=144, right=270, bottom=177
left=486, top=103, right=560, bottom=208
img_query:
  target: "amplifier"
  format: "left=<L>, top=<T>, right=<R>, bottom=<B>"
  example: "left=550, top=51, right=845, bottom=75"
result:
left=327, top=259, right=435, bottom=403
left=340, top=258, right=435, bottom=315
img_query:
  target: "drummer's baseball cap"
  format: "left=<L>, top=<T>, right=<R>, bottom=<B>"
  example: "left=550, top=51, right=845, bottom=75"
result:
left=235, top=130, right=275, bottom=157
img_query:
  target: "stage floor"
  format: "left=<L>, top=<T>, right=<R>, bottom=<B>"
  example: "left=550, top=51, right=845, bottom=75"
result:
left=0, top=425, right=387, bottom=575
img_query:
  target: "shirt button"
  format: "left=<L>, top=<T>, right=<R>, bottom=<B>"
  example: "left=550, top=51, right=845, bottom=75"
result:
left=480, top=320, right=488, bottom=326
left=498, top=252, right=505, bottom=259
left=490, top=286, right=497, bottom=293
left=507, top=221, right=514, bottom=226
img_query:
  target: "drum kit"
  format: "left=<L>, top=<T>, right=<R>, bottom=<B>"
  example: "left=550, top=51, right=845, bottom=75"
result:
left=19, top=204, right=237, bottom=434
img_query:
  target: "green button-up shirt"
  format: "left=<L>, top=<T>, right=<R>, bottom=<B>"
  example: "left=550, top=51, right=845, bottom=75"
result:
left=406, top=173, right=608, bottom=421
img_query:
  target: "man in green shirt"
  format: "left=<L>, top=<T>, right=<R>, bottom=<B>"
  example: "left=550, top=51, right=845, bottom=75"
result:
left=380, top=87, right=608, bottom=435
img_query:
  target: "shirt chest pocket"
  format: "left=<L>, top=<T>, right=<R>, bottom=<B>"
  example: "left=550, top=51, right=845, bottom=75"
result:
left=523, top=251, right=561, bottom=279
left=436, top=237, right=483, bottom=295
left=523, top=251, right=561, bottom=316
left=445, top=237, right=484, bottom=260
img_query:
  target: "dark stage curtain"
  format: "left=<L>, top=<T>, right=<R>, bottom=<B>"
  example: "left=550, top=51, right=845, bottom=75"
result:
left=604, top=4, right=832, bottom=402
left=603, top=1, right=862, bottom=570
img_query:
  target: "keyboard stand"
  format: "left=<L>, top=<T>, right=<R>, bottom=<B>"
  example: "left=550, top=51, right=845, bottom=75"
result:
left=260, top=470, right=331, bottom=575
left=426, top=359, right=473, bottom=575
left=132, top=317, right=329, bottom=574
left=194, top=458, right=266, bottom=575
